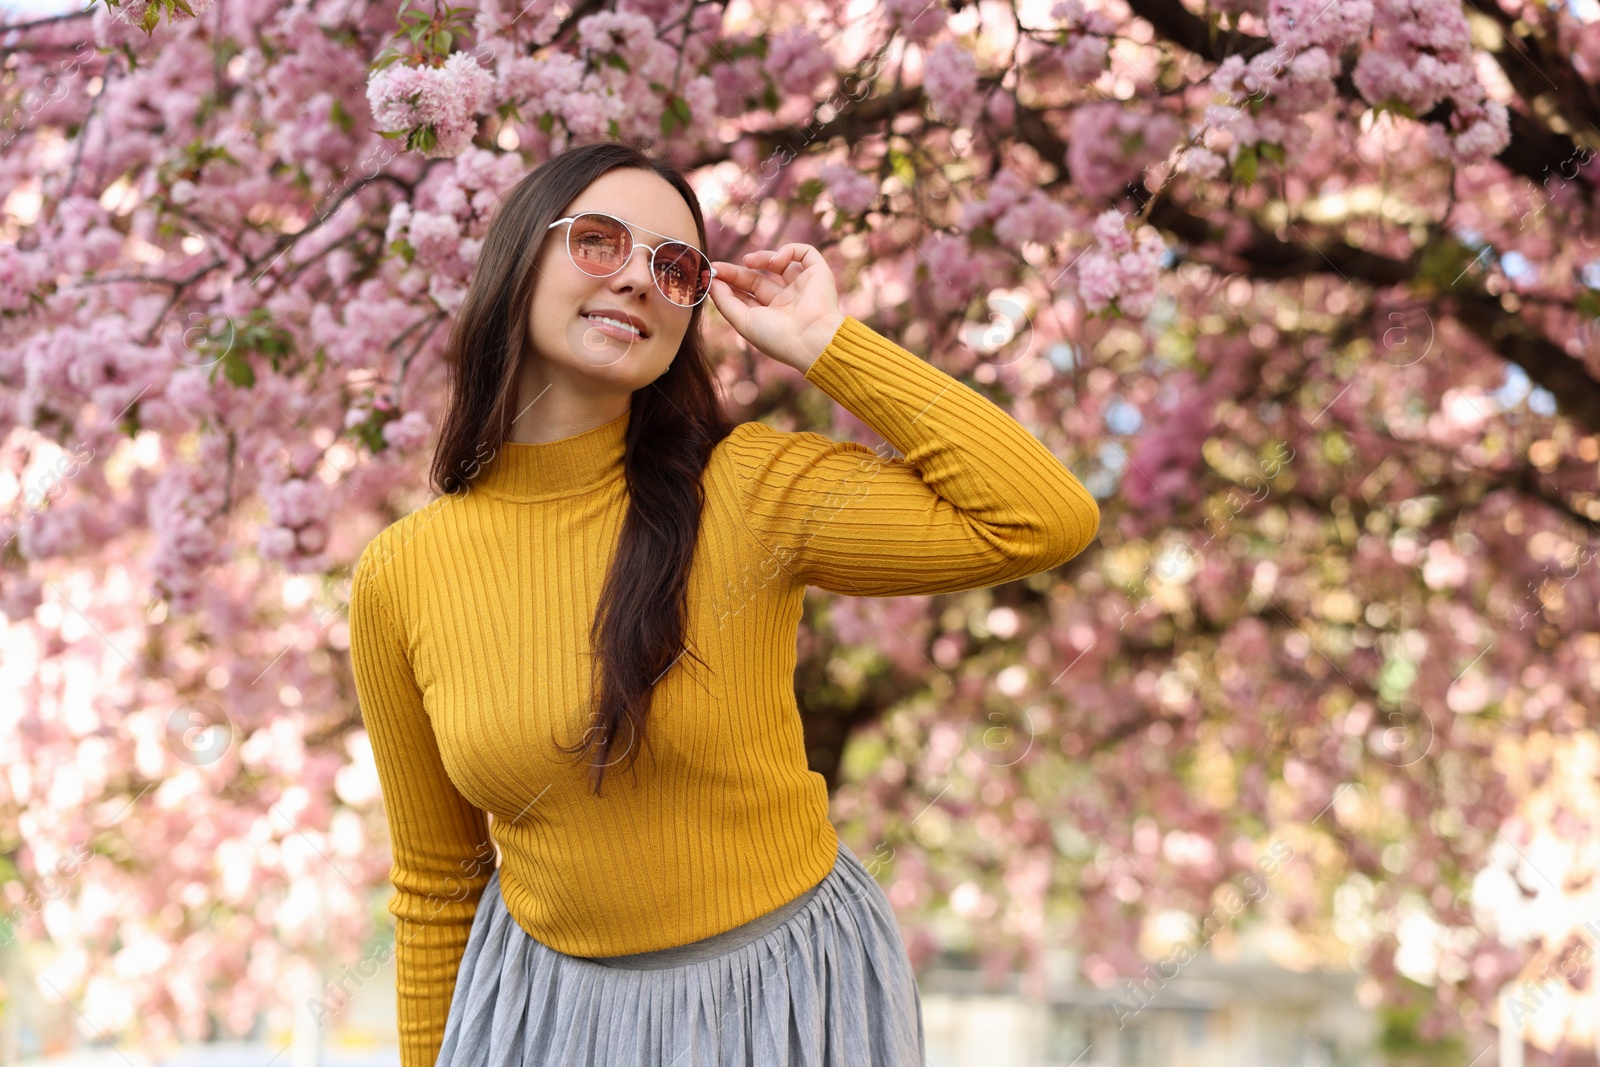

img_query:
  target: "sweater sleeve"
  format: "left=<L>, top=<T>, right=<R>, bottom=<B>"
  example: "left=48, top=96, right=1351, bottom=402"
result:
left=348, top=541, right=495, bottom=1067
left=727, top=315, right=1100, bottom=596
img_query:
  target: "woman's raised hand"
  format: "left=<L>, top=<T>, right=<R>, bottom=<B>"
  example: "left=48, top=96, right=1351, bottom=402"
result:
left=709, top=244, right=847, bottom=373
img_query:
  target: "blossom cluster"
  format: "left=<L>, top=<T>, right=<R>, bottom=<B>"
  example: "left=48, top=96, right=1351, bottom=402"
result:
left=99, top=0, right=219, bottom=33
left=961, top=169, right=1073, bottom=252
left=1351, top=0, right=1509, bottom=164
left=1074, top=209, right=1167, bottom=318
left=366, top=51, right=495, bottom=159
left=1186, top=0, right=1508, bottom=177
left=1051, top=0, right=1117, bottom=83
left=923, top=40, right=983, bottom=128
left=818, top=164, right=881, bottom=214
left=885, top=0, right=948, bottom=43
left=1069, top=102, right=1184, bottom=201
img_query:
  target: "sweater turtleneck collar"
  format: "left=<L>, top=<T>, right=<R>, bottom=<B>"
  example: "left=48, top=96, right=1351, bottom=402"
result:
left=472, top=409, right=630, bottom=502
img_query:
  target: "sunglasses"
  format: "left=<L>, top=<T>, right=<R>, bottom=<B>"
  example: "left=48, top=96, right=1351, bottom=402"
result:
left=545, top=211, right=717, bottom=308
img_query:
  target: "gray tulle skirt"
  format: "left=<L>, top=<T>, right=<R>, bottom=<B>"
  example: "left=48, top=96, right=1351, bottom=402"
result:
left=433, top=836, right=925, bottom=1067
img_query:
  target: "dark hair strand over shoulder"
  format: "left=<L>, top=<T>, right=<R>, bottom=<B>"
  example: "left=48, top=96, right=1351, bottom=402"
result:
left=429, top=140, right=737, bottom=797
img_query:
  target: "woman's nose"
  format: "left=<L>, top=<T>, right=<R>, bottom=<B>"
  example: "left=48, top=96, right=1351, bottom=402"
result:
left=610, top=244, right=655, bottom=296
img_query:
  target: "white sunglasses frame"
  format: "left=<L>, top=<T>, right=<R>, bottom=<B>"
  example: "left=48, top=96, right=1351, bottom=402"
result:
left=545, top=212, right=718, bottom=307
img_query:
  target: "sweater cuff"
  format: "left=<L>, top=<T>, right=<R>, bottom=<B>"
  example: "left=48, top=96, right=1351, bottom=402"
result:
left=801, top=314, right=863, bottom=385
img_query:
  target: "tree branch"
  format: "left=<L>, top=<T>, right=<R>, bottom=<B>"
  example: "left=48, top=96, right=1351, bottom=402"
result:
left=687, top=30, right=1600, bottom=438
left=1122, top=0, right=1598, bottom=202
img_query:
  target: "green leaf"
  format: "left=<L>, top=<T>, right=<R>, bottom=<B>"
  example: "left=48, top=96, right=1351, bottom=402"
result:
left=1260, top=142, right=1285, bottom=165
left=438, top=30, right=452, bottom=54
left=353, top=421, right=382, bottom=452
left=662, top=107, right=678, bottom=135
left=1370, top=98, right=1418, bottom=122
left=1233, top=145, right=1259, bottom=186
left=538, top=112, right=554, bottom=134
left=888, top=148, right=915, bottom=188
left=221, top=349, right=255, bottom=388
left=1413, top=236, right=1482, bottom=293
left=329, top=97, right=354, bottom=134
left=1574, top=287, right=1600, bottom=320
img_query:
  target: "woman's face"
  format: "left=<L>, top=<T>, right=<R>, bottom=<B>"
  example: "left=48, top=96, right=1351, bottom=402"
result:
left=526, top=168, right=701, bottom=394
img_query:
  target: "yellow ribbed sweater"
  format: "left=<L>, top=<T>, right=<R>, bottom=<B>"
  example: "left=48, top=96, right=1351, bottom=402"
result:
left=347, top=315, right=1100, bottom=1067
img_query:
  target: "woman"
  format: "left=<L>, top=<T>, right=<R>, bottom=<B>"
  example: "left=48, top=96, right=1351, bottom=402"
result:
left=347, top=141, right=1100, bottom=1067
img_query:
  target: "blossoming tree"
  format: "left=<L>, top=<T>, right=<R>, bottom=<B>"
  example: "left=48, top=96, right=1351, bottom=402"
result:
left=2, top=0, right=1599, bottom=1057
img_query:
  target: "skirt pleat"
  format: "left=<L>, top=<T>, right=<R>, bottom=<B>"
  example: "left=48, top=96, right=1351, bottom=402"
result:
left=432, top=838, right=925, bottom=1067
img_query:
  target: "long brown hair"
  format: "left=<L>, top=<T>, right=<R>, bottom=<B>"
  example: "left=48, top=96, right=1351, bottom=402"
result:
left=429, top=140, right=736, bottom=797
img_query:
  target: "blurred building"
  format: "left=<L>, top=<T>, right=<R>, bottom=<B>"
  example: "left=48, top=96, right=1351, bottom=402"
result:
left=919, top=949, right=1376, bottom=1067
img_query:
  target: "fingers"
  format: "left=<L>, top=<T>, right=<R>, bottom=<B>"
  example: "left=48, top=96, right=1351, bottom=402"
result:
left=715, top=259, right=784, bottom=286
left=712, top=244, right=821, bottom=310
left=738, top=244, right=819, bottom=277
left=710, top=261, right=781, bottom=305
left=746, top=244, right=817, bottom=272
left=711, top=262, right=767, bottom=288
left=709, top=277, right=751, bottom=316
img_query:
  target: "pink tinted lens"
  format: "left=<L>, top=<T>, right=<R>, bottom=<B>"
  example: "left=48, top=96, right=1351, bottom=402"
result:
left=567, top=213, right=711, bottom=305
left=652, top=242, right=712, bottom=306
left=567, top=213, right=630, bottom=274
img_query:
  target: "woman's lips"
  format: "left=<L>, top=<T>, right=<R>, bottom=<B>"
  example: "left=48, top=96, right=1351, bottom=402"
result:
left=581, top=310, right=648, bottom=340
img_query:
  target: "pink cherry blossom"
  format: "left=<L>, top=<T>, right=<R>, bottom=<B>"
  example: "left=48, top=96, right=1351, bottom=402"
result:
left=994, top=194, right=1072, bottom=250
left=1425, top=95, right=1511, bottom=166
left=923, top=41, right=983, bottom=128
left=819, top=164, right=881, bottom=213
left=917, top=231, right=1002, bottom=305
left=102, top=0, right=218, bottom=31
left=1075, top=209, right=1166, bottom=316
left=1068, top=103, right=1183, bottom=201
left=1061, top=35, right=1111, bottom=83
left=366, top=52, right=493, bottom=159
left=886, top=0, right=947, bottom=43
left=765, top=27, right=834, bottom=98
left=1266, top=0, right=1374, bottom=53
left=576, top=10, right=657, bottom=58
left=382, top=411, right=433, bottom=453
